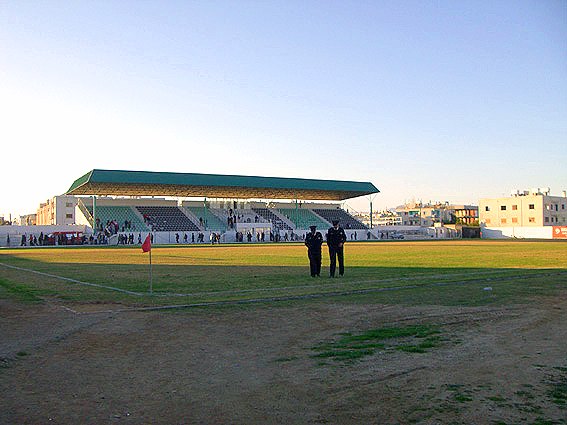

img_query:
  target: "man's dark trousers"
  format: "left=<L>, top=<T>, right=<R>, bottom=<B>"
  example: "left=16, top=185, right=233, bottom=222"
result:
left=328, top=246, right=344, bottom=277
left=308, top=250, right=322, bottom=277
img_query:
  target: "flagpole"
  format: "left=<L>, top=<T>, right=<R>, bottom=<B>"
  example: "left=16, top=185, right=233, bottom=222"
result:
left=149, top=242, right=153, bottom=293
left=142, top=233, right=153, bottom=293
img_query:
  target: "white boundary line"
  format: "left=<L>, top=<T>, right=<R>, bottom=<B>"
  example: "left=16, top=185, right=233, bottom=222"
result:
left=1, top=261, right=520, bottom=299
left=2, top=261, right=564, bottom=316
left=0, top=262, right=144, bottom=296
left=53, top=271, right=564, bottom=315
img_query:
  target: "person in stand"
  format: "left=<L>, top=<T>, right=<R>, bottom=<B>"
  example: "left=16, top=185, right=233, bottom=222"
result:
left=326, top=219, right=347, bottom=278
left=305, top=225, right=323, bottom=277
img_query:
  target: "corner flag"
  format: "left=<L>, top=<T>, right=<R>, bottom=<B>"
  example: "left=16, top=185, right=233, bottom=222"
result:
left=142, top=234, right=151, bottom=253
left=141, top=234, right=153, bottom=293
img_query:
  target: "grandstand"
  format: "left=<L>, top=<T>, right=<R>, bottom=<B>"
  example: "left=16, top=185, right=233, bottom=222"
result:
left=62, top=169, right=378, bottom=243
left=81, top=202, right=368, bottom=234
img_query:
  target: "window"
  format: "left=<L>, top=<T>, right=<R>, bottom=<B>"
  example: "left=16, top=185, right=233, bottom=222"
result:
left=501, top=218, right=507, bottom=224
left=512, top=218, right=518, bottom=223
left=485, top=219, right=491, bottom=224
left=529, top=204, right=535, bottom=210
left=66, top=202, right=73, bottom=207
left=485, top=206, right=490, bottom=211
left=512, top=205, right=518, bottom=210
left=545, top=217, right=549, bottom=223
left=529, top=217, right=535, bottom=223
left=500, top=205, right=507, bottom=211
left=66, top=214, right=73, bottom=219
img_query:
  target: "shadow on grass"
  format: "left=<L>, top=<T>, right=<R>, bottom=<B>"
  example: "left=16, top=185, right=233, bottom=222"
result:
left=0, top=251, right=566, bottom=309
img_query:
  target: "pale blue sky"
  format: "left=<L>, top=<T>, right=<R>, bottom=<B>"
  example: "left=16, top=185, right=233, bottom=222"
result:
left=1, top=0, right=566, bottom=217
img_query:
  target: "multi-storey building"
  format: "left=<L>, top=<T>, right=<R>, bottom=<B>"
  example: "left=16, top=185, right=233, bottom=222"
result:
left=393, top=202, right=478, bottom=227
left=479, top=189, right=567, bottom=228
left=36, top=195, right=78, bottom=225
left=452, top=205, right=479, bottom=225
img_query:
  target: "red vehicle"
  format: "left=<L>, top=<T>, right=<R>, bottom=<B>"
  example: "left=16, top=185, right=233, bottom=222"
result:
left=46, top=231, right=85, bottom=245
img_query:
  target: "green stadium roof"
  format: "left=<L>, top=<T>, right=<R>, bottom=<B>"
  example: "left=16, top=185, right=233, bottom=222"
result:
left=66, top=169, right=379, bottom=201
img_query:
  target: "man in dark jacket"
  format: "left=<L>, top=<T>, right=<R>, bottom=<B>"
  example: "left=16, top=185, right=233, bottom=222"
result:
left=326, top=219, right=347, bottom=278
left=305, top=225, right=323, bottom=277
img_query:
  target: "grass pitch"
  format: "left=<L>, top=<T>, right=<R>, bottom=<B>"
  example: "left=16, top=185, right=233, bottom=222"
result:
left=1, top=240, right=566, bottom=309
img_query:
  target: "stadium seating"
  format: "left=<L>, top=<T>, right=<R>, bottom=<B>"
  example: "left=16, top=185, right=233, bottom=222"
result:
left=136, top=206, right=200, bottom=231
left=312, top=208, right=367, bottom=229
left=92, top=206, right=149, bottom=231
left=277, top=208, right=329, bottom=230
left=185, top=207, right=227, bottom=231
left=252, top=208, right=292, bottom=231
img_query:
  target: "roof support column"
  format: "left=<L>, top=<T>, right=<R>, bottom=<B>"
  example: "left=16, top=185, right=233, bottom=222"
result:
left=368, top=194, right=376, bottom=230
left=203, top=197, right=207, bottom=230
left=93, top=195, right=97, bottom=234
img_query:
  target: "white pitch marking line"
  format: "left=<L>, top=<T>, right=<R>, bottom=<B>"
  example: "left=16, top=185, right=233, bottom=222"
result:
left=0, top=262, right=144, bottom=296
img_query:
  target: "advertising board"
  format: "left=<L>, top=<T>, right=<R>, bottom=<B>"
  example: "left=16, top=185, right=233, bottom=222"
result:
left=552, top=226, right=567, bottom=239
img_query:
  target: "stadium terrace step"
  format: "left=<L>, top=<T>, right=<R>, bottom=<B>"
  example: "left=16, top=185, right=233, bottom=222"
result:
left=277, top=208, right=329, bottom=230
left=136, top=206, right=200, bottom=232
left=185, top=207, right=227, bottom=231
left=92, top=206, right=149, bottom=232
left=312, top=208, right=367, bottom=230
left=252, top=208, right=293, bottom=231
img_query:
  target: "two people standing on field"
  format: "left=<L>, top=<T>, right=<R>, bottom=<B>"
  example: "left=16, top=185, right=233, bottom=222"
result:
left=305, top=219, right=348, bottom=278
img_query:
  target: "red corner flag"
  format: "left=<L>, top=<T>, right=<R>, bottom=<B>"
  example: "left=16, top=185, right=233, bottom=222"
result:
left=142, top=234, right=152, bottom=253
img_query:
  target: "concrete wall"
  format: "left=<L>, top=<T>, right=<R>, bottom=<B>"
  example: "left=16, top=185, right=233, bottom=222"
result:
left=0, top=225, right=92, bottom=247
left=481, top=226, right=553, bottom=239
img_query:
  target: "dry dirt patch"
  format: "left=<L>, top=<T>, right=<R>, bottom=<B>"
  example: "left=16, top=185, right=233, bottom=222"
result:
left=1, top=297, right=566, bottom=424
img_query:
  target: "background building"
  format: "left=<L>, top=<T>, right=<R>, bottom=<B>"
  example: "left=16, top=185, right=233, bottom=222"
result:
left=36, top=196, right=78, bottom=225
left=393, top=202, right=478, bottom=227
left=452, top=205, right=479, bottom=225
left=479, top=188, right=567, bottom=239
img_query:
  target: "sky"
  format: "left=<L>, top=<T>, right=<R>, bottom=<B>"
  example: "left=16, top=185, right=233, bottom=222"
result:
left=1, top=0, right=566, bottom=218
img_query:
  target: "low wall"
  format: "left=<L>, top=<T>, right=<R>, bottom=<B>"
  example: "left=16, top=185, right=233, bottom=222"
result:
left=0, top=225, right=92, bottom=247
left=481, top=226, right=553, bottom=239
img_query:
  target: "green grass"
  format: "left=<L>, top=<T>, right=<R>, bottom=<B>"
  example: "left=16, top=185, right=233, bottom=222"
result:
left=0, top=240, right=566, bottom=308
left=311, top=324, right=443, bottom=362
left=0, top=277, right=45, bottom=303
left=548, top=378, right=567, bottom=405
left=396, top=335, right=443, bottom=353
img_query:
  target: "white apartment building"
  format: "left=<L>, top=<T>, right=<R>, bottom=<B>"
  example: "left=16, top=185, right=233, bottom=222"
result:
left=36, top=195, right=78, bottom=225
left=479, top=188, right=567, bottom=239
